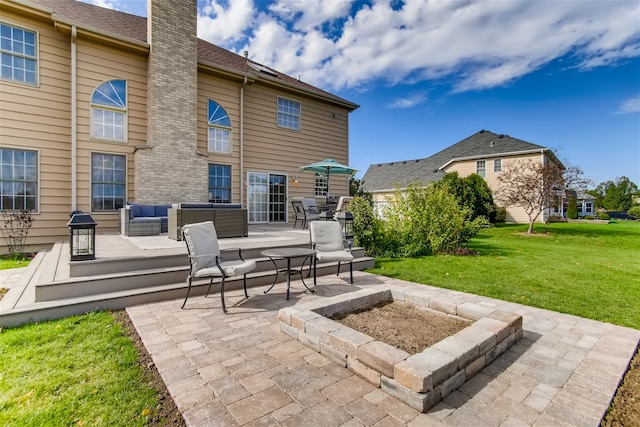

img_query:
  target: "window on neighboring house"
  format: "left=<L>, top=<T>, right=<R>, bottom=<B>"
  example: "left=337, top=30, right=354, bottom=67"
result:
left=91, top=153, right=125, bottom=211
left=577, top=205, right=583, bottom=213
left=91, top=80, right=127, bottom=141
left=1, top=23, right=37, bottom=85
left=314, top=173, right=327, bottom=197
left=476, top=160, right=486, bottom=177
left=208, top=100, right=231, bottom=153
left=277, top=97, right=300, bottom=130
left=586, top=202, right=593, bottom=213
left=0, top=148, right=38, bottom=211
left=208, top=164, right=231, bottom=203
left=494, top=158, right=502, bottom=172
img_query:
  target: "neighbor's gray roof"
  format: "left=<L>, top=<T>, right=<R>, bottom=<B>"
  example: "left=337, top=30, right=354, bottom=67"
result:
left=362, top=130, right=552, bottom=192
left=21, top=0, right=359, bottom=110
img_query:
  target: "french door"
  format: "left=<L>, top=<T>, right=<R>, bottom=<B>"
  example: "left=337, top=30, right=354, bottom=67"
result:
left=247, top=172, right=287, bottom=223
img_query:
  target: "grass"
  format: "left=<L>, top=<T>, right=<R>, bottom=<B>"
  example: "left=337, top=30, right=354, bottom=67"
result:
left=367, top=221, right=640, bottom=329
left=0, top=311, right=160, bottom=426
left=0, top=257, right=30, bottom=270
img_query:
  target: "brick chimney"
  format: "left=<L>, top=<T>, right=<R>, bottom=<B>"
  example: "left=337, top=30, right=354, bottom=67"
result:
left=135, top=0, right=206, bottom=203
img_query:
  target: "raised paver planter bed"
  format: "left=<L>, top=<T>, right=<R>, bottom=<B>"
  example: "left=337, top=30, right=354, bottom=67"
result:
left=278, top=287, right=523, bottom=412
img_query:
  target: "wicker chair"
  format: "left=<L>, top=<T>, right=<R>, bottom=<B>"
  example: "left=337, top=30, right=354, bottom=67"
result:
left=181, top=221, right=256, bottom=313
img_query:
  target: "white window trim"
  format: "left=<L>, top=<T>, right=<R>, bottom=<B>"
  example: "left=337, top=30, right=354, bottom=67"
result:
left=90, top=152, right=127, bottom=213
left=476, top=160, right=486, bottom=177
left=207, top=100, right=232, bottom=154
left=277, top=96, right=301, bottom=131
left=0, top=21, right=39, bottom=86
left=0, top=146, right=40, bottom=213
left=90, top=80, right=127, bottom=143
left=493, top=158, right=502, bottom=173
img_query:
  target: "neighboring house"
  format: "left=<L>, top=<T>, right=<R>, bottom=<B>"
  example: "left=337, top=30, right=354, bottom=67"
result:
left=361, top=130, right=564, bottom=223
left=558, top=190, right=596, bottom=218
left=0, top=0, right=358, bottom=251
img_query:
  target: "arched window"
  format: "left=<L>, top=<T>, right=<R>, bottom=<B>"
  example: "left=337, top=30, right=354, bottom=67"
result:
left=91, top=80, right=126, bottom=141
left=208, top=100, right=231, bottom=153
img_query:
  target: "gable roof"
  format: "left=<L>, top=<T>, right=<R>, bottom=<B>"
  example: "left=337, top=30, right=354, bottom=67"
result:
left=18, top=0, right=358, bottom=110
left=362, top=130, right=558, bottom=192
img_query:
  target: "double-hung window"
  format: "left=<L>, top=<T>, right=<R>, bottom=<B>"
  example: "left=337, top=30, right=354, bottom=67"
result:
left=91, top=80, right=127, bottom=141
left=91, top=153, right=125, bottom=211
left=494, top=158, right=502, bottom=173
left=277, top=97, right=300, bottom=130
left=208, top=164, right=231, bottom=203
left=0, top=148, right=38, bottom=211
left=1, top=23, right=37, bottom=85
left=476, top=160, right=486, bottom=177
left=314, top=173, right=327, bottom=197
left=208, top=100, right=231, bottom=153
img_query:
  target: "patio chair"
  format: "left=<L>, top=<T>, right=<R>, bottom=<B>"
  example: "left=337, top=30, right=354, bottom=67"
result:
left=333, top=196, right=353, bottom=220
left=291, top=199, right=306, bottom=228
left=309, top=221, right=354, bottom=284
left=292, top=197, right=320, bottom=228
left=181, top=221, right=256, bottom=313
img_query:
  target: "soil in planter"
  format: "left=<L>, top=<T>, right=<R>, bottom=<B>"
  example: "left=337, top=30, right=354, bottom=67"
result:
left=330, top=300, right=472, bottom=355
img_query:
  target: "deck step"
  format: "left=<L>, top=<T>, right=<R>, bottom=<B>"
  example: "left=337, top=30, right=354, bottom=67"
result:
left=0, top=257, right=375, bottom=328
left=35, top=252, right=369, bottom=301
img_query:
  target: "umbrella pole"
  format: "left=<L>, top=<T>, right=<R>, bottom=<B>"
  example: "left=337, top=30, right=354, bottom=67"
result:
left=325, top=167, right=330, bottom=207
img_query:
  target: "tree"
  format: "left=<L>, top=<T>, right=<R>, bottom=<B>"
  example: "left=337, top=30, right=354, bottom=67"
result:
left=349, top=177, right=373, bottom=203
left=496, top=159, right=565, bottom=234
left=436, top=172, right=495, bottom=221
left=589, top=177, right=639, bottom=211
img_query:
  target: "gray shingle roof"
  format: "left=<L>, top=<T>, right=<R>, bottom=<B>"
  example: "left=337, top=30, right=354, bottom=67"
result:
left=24, top=0, right=358, bottom=110
left=362, top=130, right=549, bottom=192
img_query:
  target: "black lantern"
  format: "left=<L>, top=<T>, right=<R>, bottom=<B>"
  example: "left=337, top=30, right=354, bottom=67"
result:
left=336, top=211, right=354, bottom=241
left=67, top=212, right=96, bottom=261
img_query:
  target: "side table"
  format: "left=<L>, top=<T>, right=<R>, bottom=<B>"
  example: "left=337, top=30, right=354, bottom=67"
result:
left=261, top=248, right=316, bottom=300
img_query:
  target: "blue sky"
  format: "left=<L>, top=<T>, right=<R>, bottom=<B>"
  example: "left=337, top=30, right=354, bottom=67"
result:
left=83, top=0, right=640, bottom=186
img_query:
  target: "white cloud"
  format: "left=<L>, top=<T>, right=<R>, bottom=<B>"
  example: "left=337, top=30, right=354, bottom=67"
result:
left=197, top=0, right=256, bottom=44
left=387, top=92, right=427, bottom=109
left=224, top=0, right=640, bottom=94
left=269, top=0, right=354, bottom=32
left=616, top=95, right=640, bottom=114
left=87, top=0, right=116, bottom=9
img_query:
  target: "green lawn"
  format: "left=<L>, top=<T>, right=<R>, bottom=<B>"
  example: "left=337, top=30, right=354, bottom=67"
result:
left=0, top=312, right=160, bottom=426
left=368, top=221, right=640, bottom=329
left=0, top=258, right=30, bottom=270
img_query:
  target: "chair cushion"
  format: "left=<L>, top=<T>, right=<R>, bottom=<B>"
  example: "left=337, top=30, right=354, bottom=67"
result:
left=182, top=221, right=220, bottom=273
left=315, top=250, right=353, bottom=262
left=310, top=221, right=345, bottom=252
left=194, top=259, right=256, bottom=278
left=139, top=205, right=155, bottom=217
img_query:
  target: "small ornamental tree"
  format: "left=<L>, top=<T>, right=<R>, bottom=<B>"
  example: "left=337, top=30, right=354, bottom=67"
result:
left=496, top=159, right=564, bottom=234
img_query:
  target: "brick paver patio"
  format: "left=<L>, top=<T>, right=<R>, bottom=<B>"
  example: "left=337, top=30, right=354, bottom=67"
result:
left=126, top=272, right=640, bottom=426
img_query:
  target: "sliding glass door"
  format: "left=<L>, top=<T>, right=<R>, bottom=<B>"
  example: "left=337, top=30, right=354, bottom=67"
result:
left=247, top=172, right=287, bottom=223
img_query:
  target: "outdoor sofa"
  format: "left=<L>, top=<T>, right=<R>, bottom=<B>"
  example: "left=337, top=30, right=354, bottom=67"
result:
left=120, top=203, right=172, bottom=236
left=168, top=203, right=248, bottom=240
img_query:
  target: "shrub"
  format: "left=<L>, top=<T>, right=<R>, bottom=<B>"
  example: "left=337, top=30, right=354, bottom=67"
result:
left=567, top=196, right=578, bottom=219
left=494, top=206, right=507, bottom=223
left=584, top=215, right=593, bottom=220
left=378, top=181, right=487, bottom=257
left=1, top=209, right=34, bottom=256
left=350, top=196, right=388, bottom=257
left=599, top=212, right=610, bottom=220
left=627, top=206, right=640, bottom=220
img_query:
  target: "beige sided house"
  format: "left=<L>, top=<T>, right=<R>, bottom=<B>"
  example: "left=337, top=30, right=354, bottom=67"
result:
left=0, top=0, right=359, bottom=252
left=361, top=130, right=564, bottom=223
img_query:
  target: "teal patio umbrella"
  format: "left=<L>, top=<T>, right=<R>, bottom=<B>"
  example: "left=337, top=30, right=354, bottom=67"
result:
left=299, top=159, right=358, bottom=204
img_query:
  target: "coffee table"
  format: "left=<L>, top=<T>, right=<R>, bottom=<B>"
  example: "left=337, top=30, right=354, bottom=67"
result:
left=261, top=248, right=316, bottom=300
